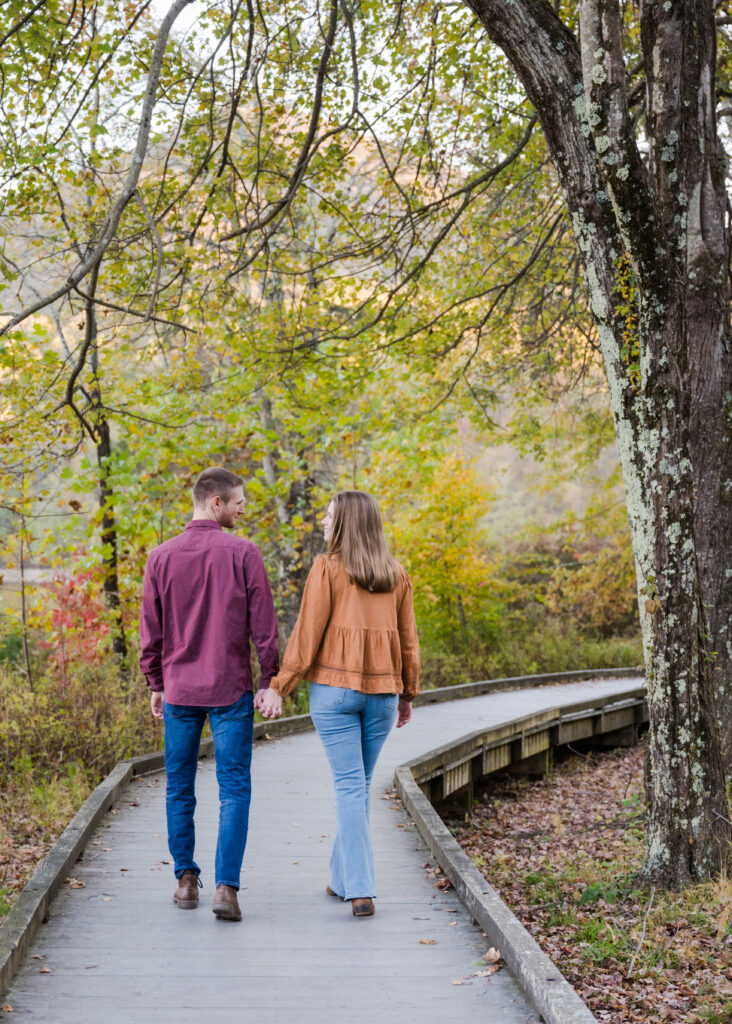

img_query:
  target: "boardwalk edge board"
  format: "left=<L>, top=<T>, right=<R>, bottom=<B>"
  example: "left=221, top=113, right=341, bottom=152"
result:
left=395, top=683, right=647, bottom=1024
left=0, top=761, right=133, bottom=999
left=0, top=667, right=641, bottom=999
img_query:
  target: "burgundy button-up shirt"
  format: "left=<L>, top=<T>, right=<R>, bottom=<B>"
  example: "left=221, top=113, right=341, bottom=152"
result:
left=139, top=520, right=279, bottom=706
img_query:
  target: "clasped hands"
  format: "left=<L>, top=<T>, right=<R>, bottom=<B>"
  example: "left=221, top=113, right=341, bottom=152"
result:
left=254, top=686, right=283, bottom=719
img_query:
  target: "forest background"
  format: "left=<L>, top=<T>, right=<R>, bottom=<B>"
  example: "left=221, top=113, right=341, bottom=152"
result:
left=0, top=0, right=664, bottom=913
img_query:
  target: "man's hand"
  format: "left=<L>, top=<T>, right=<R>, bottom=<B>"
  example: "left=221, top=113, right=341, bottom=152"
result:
left=151, top=691, right=164, bottom=719
left=255, top=687, right=283, bottom=719
left=396, top=698, right=412, bottom=728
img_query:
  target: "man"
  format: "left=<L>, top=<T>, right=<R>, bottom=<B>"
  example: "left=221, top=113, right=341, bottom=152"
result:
left=140, top=466, right=283, bottom=922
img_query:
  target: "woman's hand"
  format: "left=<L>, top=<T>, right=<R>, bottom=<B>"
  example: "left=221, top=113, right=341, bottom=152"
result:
left=255, top=687, right=283, bottom=719
left=396, top=698, right=412, bottom=728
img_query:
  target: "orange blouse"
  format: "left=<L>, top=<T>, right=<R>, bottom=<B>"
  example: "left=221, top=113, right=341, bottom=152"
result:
left=269, top=554, right=421, bottom=701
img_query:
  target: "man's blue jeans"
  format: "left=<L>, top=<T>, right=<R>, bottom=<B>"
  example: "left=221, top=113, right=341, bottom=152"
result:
left=163, top=692, right=254, bottom=889
left=309, top=683, right=398, bottom=899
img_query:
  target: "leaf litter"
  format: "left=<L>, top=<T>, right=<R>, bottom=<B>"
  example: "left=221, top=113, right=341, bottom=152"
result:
left=452, top=742, right=732, bottom=1023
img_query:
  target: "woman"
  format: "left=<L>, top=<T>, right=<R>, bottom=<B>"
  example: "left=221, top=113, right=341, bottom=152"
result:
left=260, top=491, right=420, bottom=917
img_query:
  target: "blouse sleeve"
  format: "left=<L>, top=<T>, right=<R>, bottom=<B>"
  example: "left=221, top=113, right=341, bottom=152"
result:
left=397, top=569, right=421, bottom=701
left=269, top=556, right=333, bottom=698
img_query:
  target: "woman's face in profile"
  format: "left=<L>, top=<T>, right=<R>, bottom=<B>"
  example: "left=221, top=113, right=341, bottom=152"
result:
left=321, top=501, right=335, bottom=542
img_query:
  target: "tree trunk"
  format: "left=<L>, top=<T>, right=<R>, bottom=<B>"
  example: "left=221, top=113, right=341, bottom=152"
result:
left=83, top=272, right=128, bottom=667
left=96, top=414, right=128, bottom=665
left=466, top=0, right=731, bottom=884
left=18, top=530, right=34, bottom=692
left=260, top=397, right=317, bottom=640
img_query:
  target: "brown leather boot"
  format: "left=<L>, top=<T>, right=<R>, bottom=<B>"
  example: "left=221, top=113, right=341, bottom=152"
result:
left=212, top=884, right=242, bottom=921
left=351, top=897, right=375, bottom=917
left=173, top=870, right=200, bottom=909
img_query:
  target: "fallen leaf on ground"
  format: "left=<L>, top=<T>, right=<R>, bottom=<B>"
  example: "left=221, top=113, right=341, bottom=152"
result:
left=420, top=939, right=437, bottom=945
left=452, top=742, right=732, bottom=1024
left=484, top=947, right=502, bottom=963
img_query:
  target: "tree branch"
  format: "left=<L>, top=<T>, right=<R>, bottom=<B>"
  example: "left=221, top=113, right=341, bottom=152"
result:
left=0, top=0, right=47, bottom=49
left=63, top=262, right=100, bottom=443
left=0, top=0, right=195, bottom=336
left=578, top=0, right=662, bottom=292
left=68, top=285, right=194, bottom=333
left=220, top=0, right=341, bottom=242
left=134, top=189, right=164, bottom=321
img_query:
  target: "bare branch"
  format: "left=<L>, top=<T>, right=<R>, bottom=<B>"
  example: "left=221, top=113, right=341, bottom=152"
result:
left=72, top=285, right=195, bottom=333
left=134, top=189, right=164, bottom=321
left=221, top=0, right=341, bottom=242
left=626, top=887, right=655, bottom=979
left=99, top=404, right=198, bottom=430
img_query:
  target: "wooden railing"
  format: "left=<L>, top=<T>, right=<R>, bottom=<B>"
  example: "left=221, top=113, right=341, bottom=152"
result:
left=394, top=682, right=646, bottom=1024
left=404, top=685, right=647, bottom=808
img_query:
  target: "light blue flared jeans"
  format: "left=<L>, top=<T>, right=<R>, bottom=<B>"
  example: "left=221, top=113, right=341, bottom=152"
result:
left=309, top=682, right=398, bottom=899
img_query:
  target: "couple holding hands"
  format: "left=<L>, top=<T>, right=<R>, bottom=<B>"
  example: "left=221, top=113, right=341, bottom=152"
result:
left=140, top=467, right=420, bottom=921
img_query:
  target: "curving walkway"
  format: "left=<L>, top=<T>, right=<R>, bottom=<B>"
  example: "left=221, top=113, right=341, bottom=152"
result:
left=1, top=677, right=640, bottom=1024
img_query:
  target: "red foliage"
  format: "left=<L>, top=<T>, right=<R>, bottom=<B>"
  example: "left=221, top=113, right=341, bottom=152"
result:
left=38, top=570, right=110, bottom=680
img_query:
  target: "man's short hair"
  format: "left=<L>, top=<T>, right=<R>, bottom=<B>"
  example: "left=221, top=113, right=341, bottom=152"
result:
left=192, top=467, right=244, bottom=507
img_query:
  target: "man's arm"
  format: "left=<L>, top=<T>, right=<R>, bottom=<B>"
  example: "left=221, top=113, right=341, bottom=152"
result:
left=139, top=557, right=165, bottom=711
left=243, top=543, right=280, bottom=689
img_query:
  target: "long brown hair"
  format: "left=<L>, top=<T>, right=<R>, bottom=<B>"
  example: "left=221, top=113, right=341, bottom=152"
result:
left=327, top=491, right=400, bottom=593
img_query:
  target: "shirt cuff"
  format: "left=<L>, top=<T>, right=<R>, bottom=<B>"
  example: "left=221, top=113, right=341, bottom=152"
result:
left=269, top=667, right=302, bottom=698
left=146, top=676, right=164, bottom=692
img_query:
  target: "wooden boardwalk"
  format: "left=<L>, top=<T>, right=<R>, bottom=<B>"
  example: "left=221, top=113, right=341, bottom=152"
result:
left=1, top=677, right=639, bottom=1024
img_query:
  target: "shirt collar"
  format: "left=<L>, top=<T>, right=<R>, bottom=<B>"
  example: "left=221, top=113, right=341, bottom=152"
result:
left=185, top=520, right=223, bottom=532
